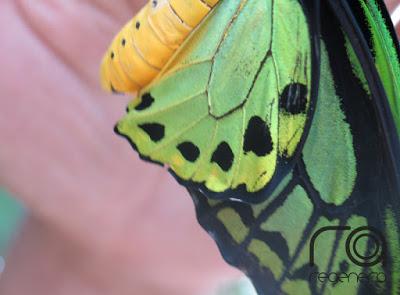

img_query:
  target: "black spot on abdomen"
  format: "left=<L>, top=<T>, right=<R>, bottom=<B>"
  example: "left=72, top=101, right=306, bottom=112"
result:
left=279, top=83, right=307, bottom=114
left=110, top=83, right=123, bottom=95
left=139, top=123, right=165, bottom=142
left=110, top=83, right=118, bottom=93
left=135, top=93, right=154, bottom=111
left=211, top=141, right=234, bottom=172
left=243, top=116, right=273, bottom=156
left=177, top=142, right=200, bottom=162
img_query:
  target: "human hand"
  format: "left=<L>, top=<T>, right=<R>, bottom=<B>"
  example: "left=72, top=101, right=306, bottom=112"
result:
left=0, top=1, right=239, bottom=294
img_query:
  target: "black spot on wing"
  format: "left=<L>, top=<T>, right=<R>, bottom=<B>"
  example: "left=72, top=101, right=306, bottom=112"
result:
left=243, top=116, right=273, bottom=156
left=279, top=83, right=308, bottom=114
left=138, top=123, right=165, bottom=142
left=211, top=141, right=234, bottom=172
left=135, top=93, right=154, bottom=111
left=177, top=142, right=200, bottom=162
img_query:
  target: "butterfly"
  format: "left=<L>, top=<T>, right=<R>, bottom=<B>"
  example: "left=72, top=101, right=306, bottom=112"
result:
left=101, top=0, right=400, bottom=294
left=100, top=0, right=220, bottom=94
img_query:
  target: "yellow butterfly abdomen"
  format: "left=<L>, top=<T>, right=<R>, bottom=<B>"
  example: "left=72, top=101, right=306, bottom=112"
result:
left=100, top=0, right=220, bottom=94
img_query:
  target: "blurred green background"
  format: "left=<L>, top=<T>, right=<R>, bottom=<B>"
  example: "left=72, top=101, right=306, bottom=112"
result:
left=0, top=190, right=24, bottom=258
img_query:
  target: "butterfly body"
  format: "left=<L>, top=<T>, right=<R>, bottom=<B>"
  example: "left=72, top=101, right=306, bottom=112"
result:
left=100, top=0, right=220, bottom=94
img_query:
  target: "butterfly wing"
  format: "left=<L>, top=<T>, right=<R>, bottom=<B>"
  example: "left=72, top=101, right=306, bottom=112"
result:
left=188, top=0, right=400, bottom=294
left=348, top=0, right=400, bottom=134
left=111, top=0, right=400, bottom=293
left=115, top=0, right=315, bottom=202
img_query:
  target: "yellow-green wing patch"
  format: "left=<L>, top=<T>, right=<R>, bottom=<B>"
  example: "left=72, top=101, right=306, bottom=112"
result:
left=116, top=0, right=312, bottom=201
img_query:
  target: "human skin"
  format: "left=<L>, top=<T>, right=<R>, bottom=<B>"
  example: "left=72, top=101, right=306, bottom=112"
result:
left=0, top=1, right=398, bottom=295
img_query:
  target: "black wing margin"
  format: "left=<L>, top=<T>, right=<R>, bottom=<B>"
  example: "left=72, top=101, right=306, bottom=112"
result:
left=187, top=1, right=400, bottom=294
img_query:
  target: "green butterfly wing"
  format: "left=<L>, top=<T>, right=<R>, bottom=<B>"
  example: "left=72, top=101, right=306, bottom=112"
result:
left=115, top=0, right=314, bottom=202
left=114, top=0, right=400, bottom=294
left=355, top=0, right=400, bottom=134
left=188, top=1, right=400, bottom=294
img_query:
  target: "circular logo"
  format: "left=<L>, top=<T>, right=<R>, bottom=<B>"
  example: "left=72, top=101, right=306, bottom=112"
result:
left=345, top=226, right=386, bottom=267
